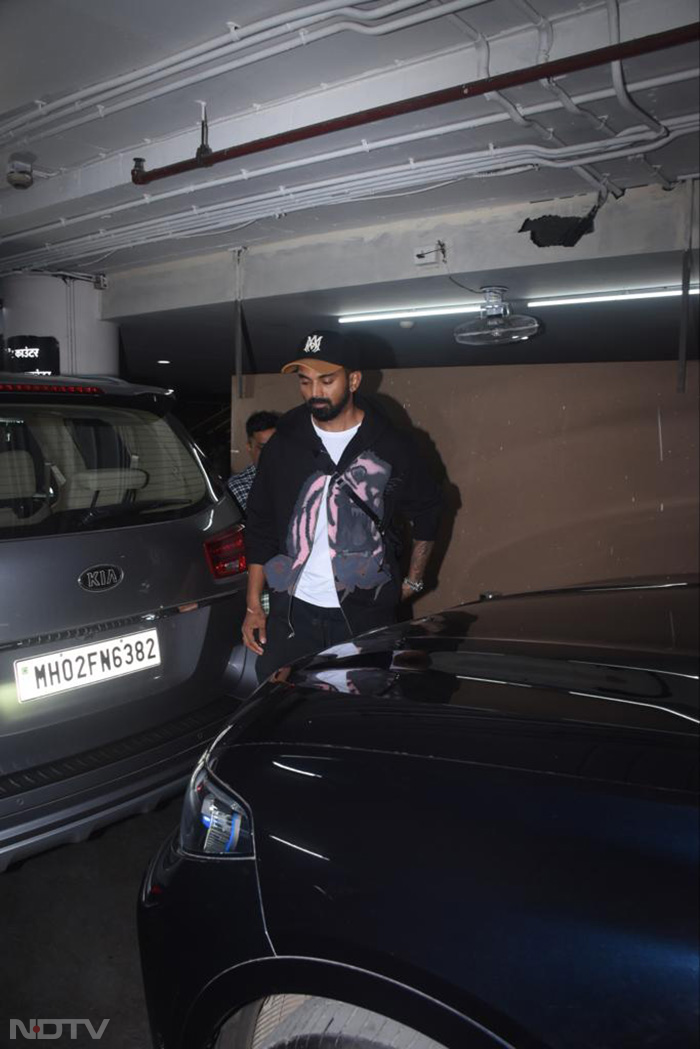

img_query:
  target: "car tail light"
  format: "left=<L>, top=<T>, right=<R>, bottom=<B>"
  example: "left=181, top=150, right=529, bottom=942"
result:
left=0, top=382, right=103, bottom=394
left=204, top=526, right=247, bottom=579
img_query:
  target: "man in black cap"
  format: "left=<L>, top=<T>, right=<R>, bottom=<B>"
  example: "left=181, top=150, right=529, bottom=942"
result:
left=242, top=329, right=442, bottom=680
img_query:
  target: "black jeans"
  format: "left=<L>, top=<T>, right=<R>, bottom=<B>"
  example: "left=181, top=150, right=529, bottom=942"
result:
left=256, top=597, right=352, bottom=683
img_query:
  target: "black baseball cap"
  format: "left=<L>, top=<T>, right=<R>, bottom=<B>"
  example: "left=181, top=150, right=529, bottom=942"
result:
left=281, top=329, right=360, bottom=375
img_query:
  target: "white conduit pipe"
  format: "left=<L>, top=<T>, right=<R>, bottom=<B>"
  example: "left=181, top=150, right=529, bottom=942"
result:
left=511, top=0, right=553, bottom=63
left=0, top=0, right=431, bottom=142
left=521, top=0, right=671, bottom=192
left=3, top=163, right=692, bottom=269
left=440, top=7, right=490, bottom=77
left=0, top=0, right=349, bottom=131
left=606, top=0, right=666, bottom=135
left=1, top=0, right=493, bottom=148
left=1, top=67, right=697, bottom=248
left=6, top=3, right=446, bottom=146
left=544, top=78, right=615, bottom=134
left=505, top=0, right=616, bottom=194
left=518, top=0, right=671, bottom=191
left=441, top=2, right=616, bottom=195
left=2, top=117, right=696, bottom=272
left=0, top=0, right=470, bottom=139
left=543, top=74, right=675, bottom=189
left=517, top=0, right=597, bottom=137
left=3, top=123, right=695, bottom=253
left=15, top=153, right=688, bottom=262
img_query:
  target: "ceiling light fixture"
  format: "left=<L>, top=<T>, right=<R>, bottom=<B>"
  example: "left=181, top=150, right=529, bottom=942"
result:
left=528, top=287, right=700, bottom=307
left=338, top=286, right=700, bottom=324
left=156, top=359, right=171, bottom=364
left=338, top=303, right=481, bottom=323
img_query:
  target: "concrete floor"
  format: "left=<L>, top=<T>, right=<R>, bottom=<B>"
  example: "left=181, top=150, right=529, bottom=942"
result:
left=0, top=795, right=183, bottom=1049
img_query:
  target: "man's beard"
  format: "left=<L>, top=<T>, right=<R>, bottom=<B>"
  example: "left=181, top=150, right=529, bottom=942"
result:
left=307, top=384, right=351, bottom=421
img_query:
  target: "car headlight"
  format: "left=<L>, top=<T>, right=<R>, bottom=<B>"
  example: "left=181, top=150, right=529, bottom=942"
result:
left=179, top=761, right=253, bottom=857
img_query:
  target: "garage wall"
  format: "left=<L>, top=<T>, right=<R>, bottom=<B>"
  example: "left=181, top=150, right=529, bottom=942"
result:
left=1, top=274, right=119, bottom=375
left=102, top=184, right=694, bottom=319
left=231, top=360, right=699, bottom=611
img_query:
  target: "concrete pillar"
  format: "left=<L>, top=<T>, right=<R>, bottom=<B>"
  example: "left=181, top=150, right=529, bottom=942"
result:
left=0, top=274, right=119, bottom=375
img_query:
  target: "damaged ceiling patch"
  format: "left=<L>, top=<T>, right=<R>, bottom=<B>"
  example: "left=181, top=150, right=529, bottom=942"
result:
left=519, top=194, right=609, bottom=247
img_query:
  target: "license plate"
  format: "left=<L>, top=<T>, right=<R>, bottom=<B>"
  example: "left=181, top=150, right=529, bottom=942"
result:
left=14, top=628, right=161, bottom=703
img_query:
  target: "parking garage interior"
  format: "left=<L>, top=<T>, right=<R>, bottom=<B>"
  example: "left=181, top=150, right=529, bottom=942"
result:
left=0, top=1, right=698, bottom=1047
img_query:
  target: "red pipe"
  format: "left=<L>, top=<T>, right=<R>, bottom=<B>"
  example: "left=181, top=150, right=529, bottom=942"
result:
left=132, top=22, right=700, bottom=186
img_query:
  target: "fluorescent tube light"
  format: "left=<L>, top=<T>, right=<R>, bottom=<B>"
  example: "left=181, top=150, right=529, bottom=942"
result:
left=338, top=287, right=700, bottom=322
left=156, top=359, right=171, bottom=364
left=528, top=287, right=699, bottom=307
left=338, top=303, right=481, bottom=323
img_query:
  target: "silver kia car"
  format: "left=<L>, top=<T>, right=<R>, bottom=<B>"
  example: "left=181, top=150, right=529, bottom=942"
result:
left=0, top=373, right=247, bottom=871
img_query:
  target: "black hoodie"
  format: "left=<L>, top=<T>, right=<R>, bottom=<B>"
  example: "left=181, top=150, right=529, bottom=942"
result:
left=245, top=396, right=442, bottom=634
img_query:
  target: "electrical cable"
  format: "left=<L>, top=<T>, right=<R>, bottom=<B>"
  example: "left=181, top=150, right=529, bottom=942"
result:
left=2, top=116, right=696, bottom=273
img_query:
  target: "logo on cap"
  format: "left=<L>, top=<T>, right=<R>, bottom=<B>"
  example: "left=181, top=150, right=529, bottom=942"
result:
left=303, top=334, right=323, bottom=354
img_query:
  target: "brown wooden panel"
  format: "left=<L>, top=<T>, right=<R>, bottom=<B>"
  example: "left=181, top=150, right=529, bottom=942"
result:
left=232, top=361, right=699, bottom=611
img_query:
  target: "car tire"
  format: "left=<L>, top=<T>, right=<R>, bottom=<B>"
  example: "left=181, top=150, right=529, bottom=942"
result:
left=214, top=999, right=263, bottom=1049
left=216, top=995, right=448, bottom=1049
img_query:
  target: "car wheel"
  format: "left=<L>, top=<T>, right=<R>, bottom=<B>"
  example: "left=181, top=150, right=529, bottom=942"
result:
left=214, top=1000, right=264, bottom=1049
left=216, top=996, right=447, bottom=1049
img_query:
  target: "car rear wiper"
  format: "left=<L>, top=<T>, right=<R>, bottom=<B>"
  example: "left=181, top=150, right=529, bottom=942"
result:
left=78, top=499, right=192, bottom=527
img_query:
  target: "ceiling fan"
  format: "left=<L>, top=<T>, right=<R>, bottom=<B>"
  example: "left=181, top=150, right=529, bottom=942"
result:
left=453, top=286, right=540, bottom=346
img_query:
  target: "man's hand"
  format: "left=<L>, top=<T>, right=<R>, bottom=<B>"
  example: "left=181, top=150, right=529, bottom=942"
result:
left=242, top=606, right=267, bottom=655
left=401, top=582, right=416, bottom=601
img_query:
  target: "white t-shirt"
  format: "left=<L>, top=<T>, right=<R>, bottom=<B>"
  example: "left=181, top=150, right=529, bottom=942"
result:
left=294, top=420, right=361, bottom=607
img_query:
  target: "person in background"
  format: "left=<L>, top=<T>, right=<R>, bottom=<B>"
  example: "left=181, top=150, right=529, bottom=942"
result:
left=227, top=410, right=280, bottom=515
left=242, top=329, right=442, bottom=681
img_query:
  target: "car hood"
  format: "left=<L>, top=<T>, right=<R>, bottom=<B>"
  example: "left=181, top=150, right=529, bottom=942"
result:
left=209, top=580, right=699, bottom=791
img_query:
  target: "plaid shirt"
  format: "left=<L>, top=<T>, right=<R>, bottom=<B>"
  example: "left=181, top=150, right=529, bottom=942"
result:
left=227, top=463, right=256, bottom=513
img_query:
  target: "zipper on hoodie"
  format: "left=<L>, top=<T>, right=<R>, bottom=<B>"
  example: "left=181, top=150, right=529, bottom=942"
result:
left=290, top=471, right=355, bottom=642
left=286, top=465, right=332, bottom=639
left=285, top=418, right=370, bottom=643
left=328, top=470, right=355, bottom=639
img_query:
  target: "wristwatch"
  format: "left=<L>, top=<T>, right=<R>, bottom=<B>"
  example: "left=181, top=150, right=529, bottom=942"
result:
left=402, top=577, right=425, bottom=594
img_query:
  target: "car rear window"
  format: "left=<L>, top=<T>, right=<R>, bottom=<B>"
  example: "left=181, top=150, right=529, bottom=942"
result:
left=0, top=402, right=213, bottom=538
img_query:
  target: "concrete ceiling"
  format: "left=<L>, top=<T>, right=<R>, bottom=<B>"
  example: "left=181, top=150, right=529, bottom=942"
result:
left=0, top=0, right=697, bottom=275
left=1, top=0, right=698, bottom=392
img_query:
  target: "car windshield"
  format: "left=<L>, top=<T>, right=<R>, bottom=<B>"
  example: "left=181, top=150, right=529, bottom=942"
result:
left=0, top=402, right=212, bottom=538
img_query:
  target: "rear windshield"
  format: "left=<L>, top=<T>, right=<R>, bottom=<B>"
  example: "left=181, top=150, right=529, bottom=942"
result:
left=0, top=402, right=214, bottom=539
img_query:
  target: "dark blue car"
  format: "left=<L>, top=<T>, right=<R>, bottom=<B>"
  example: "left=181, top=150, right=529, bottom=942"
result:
left=139, top=578, right=699, bottom=1049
